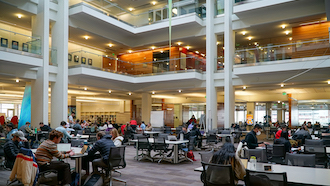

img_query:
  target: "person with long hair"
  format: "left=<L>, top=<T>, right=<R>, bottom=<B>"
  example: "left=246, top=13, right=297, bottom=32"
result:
left=111, top=128, right=123, bottom=147
left=210, top=143, right=246, bottom=184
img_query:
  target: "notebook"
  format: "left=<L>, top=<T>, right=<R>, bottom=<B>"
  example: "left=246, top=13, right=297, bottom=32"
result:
left=57, top=143, right=71, bottom=152
left=167, top=135, right=177, bottom=141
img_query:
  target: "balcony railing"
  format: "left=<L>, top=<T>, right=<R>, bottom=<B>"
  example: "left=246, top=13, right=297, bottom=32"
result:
left=70, top=0, right=204, bottom=27
left=234, top=38, right=330, bottom=65
left=0, top=28, right=41, bottom=56
left=49, top=48, right=57, bottom=66
left=68, top=50, right=206, bottom=76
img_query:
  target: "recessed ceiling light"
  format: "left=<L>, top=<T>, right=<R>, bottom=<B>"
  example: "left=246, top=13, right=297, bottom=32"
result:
left=248, top=36, right=252, bottom=40
left=242, top=31, right=247, bottom=35
left=281, top=84, right=284, bottom=87
left=151, top=1, right=156, bottom=5
left=17, top=14, right=22, bottom=18
left=178, top=90, right=182, bottom=93
left=108, top=44, right=113, bottom=47
left=15, top=79, right=19, bottom=83
left=128, top=50, right=132, bottom=53
left=256, top=102, right=258, bottom=105
left=243, top=86, right=246, bottom=90
left=109, top=90, right=111, bottom=93
left=216, top=41, right=220, bottom=45
left=84, top=87, right=87, bottom=90
left=84, top=36, right=89, bottom=40
left=328, top=81, right=330, bottom=84
left=128, top=92, right=132, bottom=95
left=177, top=42, right=182, bottom=45
left=186, top=46, right=190, bottom=50
left=128, top=8, right=134, bottom=11
left=151, top=46, right=155, bottom=50
left=160, top=50, right=163, bottom=53
left=152, top=91, right=155, bottom=94
left=195, top=51, right=199, bottom=54
left=278, top=101, right=281, bottom=103
left=281, top=24, right=286, bottom=29
left=285, top=31, right=290, bottom=35
left=289, top=37, right=293, bottom=40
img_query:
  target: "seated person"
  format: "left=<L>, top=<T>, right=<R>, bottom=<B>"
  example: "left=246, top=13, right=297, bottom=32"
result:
left=190, top=124, right=202, bottom=148
left=35, top=130, right=75, bottom=186
left=325, top=124, right=330, bottom=133
left=177, top=125, right=190, bottom=140
left=39, top=122, right=51, bottom=131
left=73, top=119, right=83, bottom=131
left=231, top=123, right=240, bottom=129
left=209, top=143, right=246, bottom=185
left=111, top=128, right=124, bottom=147
left=6, top=123, right=18, bottom=140
left=55, top=121, right=73, bottom=143
left=313, top=122, right=321, bottom=130
left=123, top=123, right=135, bottom=143
left=244, top=124, right=269, bottom=149
left=4, top=131, right=29, bottom=169
left=293, top=125, right=311, bottom=145
left=82, top=131, right=115, bottom=174
left=274, top=131, right=291, bottom=152
left=19, top=122, right=33, bottom=136
left=140, top=121, right=146, bottom=131
left=145, top=123, right=152, bottom=131
left=307, top=122, right=313, bottom=129
left=187, top=122, right=194, bottom=132
left=275, top=125, right=290, bottom=139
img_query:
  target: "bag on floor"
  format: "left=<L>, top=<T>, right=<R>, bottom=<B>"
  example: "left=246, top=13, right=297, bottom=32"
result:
left=83, top=172, right=104, bottom=186
left=187, top=150, right=196, bottom=161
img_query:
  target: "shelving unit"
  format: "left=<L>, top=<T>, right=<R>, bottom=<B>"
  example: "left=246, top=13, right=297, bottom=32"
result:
left=80, top=112, right=117, bottom=123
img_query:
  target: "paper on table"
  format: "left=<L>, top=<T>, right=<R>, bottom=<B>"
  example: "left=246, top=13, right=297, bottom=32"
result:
left=57, top=143, right=71, bottom=152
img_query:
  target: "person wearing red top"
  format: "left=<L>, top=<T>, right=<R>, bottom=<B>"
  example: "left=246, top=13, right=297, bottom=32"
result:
left=188, top=115, right=197, bottom=124
left=275, top=125, right=290, bottom=139
left=120, top=123, right=127, bottom=135
left=130, top=119, right=137, bottom=125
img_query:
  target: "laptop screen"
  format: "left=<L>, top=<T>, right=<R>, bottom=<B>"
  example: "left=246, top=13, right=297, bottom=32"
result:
left=57, top=143, right=71, bottom=152
left=80, top=145, right=89, bottom=154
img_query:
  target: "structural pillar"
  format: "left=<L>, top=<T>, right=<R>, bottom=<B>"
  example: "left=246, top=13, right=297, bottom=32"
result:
left=141, top=93, right=152, bottom=123
left=224, top=0, right=235, bottom=128
left=206, top=0, right=218, bottom=131
left=50, top=0, right=69, bottom=127
left=277, top=103, right=283, bottom=123
left=265, top=102, right=272, bottom=124
left=31, top=0, right=49, bottom=128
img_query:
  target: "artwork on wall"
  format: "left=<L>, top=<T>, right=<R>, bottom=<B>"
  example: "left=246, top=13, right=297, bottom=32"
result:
left=88, top=58, right=92, bottom=65
left=68, top=54, right=72, bottom=61
left=81, top=57, right=86, bottom=64
left=12, top=41, right=19, bottom=50
left=1, top=38, right=8, bottom=47
left=22, top=43, right=29, bottom=52
left=74, top=55, right=79, bottom=62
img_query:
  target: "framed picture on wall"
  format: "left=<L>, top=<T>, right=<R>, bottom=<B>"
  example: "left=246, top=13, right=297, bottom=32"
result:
left=12, top=41, right=19, bottom=50
left=81, top=57, right=86, bottom=64
left=74, top=55, right=79, bottom=62
left=88, top=58, right=92, bottom=65
left=22, top=43, right=29, bottom=52
left=68, top=54, right=72, bottom=61
left=1, top=38, right=8, bottom=47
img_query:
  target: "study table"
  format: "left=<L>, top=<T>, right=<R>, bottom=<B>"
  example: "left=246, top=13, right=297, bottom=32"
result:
left=143, top=131, right=160, bottom=137
left=195, top=162, right=330, bottom=185
left=131, top=138, right=190, bottom=164
left=216, top=134, right=234, bottom=144
left=71, top=135, right=89, bottom=139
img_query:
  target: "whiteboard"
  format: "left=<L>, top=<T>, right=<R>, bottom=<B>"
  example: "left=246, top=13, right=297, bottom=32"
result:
left=150, top=111, right=164, bottom=128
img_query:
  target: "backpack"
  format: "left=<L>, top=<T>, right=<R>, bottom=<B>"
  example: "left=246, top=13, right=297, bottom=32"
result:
left=83, top=172, right=104, bottom=186
left=187, top=150, right=196, bottom=161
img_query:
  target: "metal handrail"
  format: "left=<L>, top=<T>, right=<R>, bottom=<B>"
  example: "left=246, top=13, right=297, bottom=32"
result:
left=0, top=28, right=40, bottom=40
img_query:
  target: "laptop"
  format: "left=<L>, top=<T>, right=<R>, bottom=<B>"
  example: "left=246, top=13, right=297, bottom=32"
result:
left=79, top=144, right=89, bottom=154
left=57, top=143, right=71, bottom=152
left=167, top=135, right=177, bottom=141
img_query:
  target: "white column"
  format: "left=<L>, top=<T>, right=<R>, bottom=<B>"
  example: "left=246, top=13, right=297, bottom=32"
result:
left=141, top=93, right=152, bottom=123
left=31, top=0, right=49, bottom=128
left=224, top=0, right=235, bottom=128
left=51, top=0, right=69, bottom=127
left=206, top=0, right=218, bottom=131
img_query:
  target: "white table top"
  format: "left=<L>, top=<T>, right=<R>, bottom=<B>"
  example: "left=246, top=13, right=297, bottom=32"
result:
left=247, top=162, right=330, bottom=185
left=131, top=138, right=189, bottom=145
left=144, top=131, right=160, bottom=134
left=71, top=135, right=89, bottom=139
left=31, top=147, right=82, bottom=154
left=216, top=134, right=232, bottom=137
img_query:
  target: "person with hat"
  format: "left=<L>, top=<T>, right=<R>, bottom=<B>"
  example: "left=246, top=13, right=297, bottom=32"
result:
left=6, top=123, right=18, bottom=140
left=4, top=131, right=30, bottom=169
left=244, top=124, right=269, bottom=149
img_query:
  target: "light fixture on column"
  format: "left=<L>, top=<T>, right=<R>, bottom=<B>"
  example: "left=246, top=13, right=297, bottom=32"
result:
left=15, top=79, right=19, bottom=83
left=281, top=84, right=284, bottom=88
left=84, top=87, right=87, bottom=90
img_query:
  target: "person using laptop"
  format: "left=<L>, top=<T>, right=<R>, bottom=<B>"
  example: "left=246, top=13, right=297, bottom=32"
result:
left=35, top=130, right=75, bottom=186
left=82, top=131, right=115, bottom=174
left=244, top=124, right=269, bottom=149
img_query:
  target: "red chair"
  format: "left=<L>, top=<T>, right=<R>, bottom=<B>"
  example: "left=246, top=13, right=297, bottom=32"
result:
left=11, top=116, right=18, bottom=125
left=0, top=116, right=4, bottom=125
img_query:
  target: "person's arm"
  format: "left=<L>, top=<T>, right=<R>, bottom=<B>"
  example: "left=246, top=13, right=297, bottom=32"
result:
left=245, top=134, right=258, bottom=149
left=63, top=129, right=72, bottom=139
left=87, top=141, right=100, bottom=156
left=50, top=143, right=70, bottom=159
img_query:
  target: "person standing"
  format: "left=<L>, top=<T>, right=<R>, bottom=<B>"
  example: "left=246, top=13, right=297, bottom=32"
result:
left=68, top=112, right=75, bottom=127
left=35, top=130, right=75, bottom=186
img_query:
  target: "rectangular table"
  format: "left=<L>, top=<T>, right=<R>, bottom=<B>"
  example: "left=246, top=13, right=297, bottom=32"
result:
left=131, top=138, right=190, bottom=164
left=71, top=135, right=89, bottom=139
left=143, top=131, right=160, bottom=137
left=216, top=134, right=234, bottom=144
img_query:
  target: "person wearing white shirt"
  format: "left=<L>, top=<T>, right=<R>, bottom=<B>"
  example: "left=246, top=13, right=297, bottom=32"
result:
left=110, top=128, right=123, bottom=147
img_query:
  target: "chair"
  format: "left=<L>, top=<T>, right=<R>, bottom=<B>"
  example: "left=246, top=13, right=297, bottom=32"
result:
left=176, top=126, right=182, bottom=135
left=136, top=136, right=153, bottom=162
left=244, top=149, right=268, bottom=163
left=201, top=161, right=235, bottom=186
left=245, top=169, right=288, bottom=186
left=88, top=134, right=97, bottom=143
left=270, top=144, right=286, bottom=164
left=205, top=134, right=218, bottom=150
left=103, top=146, right=127, bottom=186
left=71, top=139, right=84, bottom=147
left=323, top=139, right=330, bottom=146
left=305, top=139, right=324, bottom=146
left=199, top=149, right=214, bottom=163
left=303, top=145, right=328, bottom=168
left=84, top=128, right=92, bottom=134
left=158, top=133, right=169, bottom=140
left=164, top=126, right=172, bottom=134
left=285, top=153, right=315, bottom=167
left=152, top=137, right=170, bottom=163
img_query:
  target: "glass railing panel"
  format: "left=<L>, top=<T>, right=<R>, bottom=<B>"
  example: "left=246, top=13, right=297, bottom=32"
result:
left=49, top=48, right=57, bottom=66
left=234, top=39, right=330, bottom=65
left=0, top=28, right=41, bottom=56
left=234, top=0, right=262, bottom=5
left=68, top=50, right=103, bottom=68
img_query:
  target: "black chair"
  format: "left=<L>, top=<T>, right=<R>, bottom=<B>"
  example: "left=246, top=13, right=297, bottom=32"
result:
left=136, top=136, right=153, bottom=162
left=245, top=169, right=288, bottom=186
left=199, top=149, right=214, bottom=163
left=206, top=134, right=218, bottom=150
left=84, top=128, right=92, bottom=134
left=244, top=149, right=268, bottom=163
left=152, top=137, right=170, bottom=163
left=164, top=126, right=172, bottom=134
left=323, top=139, right=330, bottom=146
left=71, top=139, right=84, bottom=147
left=305, top=139, right=324, bottom=146
left=285, top=153, right=315, bottom=167
left=303, top=145, right=328, bottom=168
left=201, top=161, right=235, bottom=186
left=176, top=126, right=182, bottom=135
left=103, top=146, right=127, bottom=186
left=88, top=134, right=97, bottom=143
left=270, top=144, right=286, bottom=164
left=188, top=136, right=196, bottom=151
left=158, top=133, right=169, bottom=140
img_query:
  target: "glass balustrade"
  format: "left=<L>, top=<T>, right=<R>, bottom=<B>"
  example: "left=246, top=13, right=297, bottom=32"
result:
left=0, top=28, right=41, bottom=56
left=68, top=50, right=206, bottom=76
left=70, top=0, right=204, bottom=27
left=49, top=48, right=57, bottom=66
left=234, top=38, right=330, bottom=65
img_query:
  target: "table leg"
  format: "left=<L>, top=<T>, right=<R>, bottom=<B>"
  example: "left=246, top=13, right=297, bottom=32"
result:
left=173, top=144, right=178, bottom=164
left=75, top=157, right=82, bottom=186
left=135, top=142, right=139, bottom=161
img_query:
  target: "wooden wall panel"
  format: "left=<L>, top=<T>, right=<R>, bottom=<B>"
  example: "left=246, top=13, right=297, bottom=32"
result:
left=102, top=57, right=116, bottom=71
left=292, top=22, right=330, bottom=41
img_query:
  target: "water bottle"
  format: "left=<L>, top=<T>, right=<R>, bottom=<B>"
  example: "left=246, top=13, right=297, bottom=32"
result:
left=180, top=133, right=184, bottom=141
left=250, top=156, right=257, bottom=170
left=35, top=128, right=37, bottom=134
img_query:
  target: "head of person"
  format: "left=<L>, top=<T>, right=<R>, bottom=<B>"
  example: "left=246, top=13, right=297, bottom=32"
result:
left=191, top=115, right=195, bottom=119
left=6, top=123, right=14, bottom=132
left=71, top=112, right=75, bottom=116
left=211, top=143, right=236, bottom=164
left=96, top=131, right=106, bottom=140
left=182, top=126, right=187, bottom=132
left=141, top=121, right=145, bottom=124
left=281, top=131, right=288, bottom=140
left=49, top=130, right=64, bottom=144
left=25, top=122, right=30, bottom=126
left=76, top=119, right=80, bottom=124
left=253, top=124, right=262, bottom=135
left=281, top=125, right=287, bottom=131
left=147, top=123, right=151, bottom=127
left=12, top=131, right=27, bottom=142
left=39, top=122, right=44, bottom=127
left=60, top=121, right=67, bottom=128
left=111, top=128, right=119, bottom=139
left=303, top=125, right=308, bottom=130
left=307, top=122, right=312, bottom=127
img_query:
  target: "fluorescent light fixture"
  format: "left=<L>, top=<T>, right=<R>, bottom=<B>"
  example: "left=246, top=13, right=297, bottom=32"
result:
left=300, top=21, right=320, bottom=26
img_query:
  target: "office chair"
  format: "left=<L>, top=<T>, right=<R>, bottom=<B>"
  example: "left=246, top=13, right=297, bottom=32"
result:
left=245, top=169, right=288, bottom=186
left=102, top=146, right=127, bottom=186
left=285, top=153, right=315, bottom=167
left=305, top=139, right=324, bottom=146
left=303, top=145, right=328, bottom=168
left=152, top=137, right=170, bottom=163
left=245, top=149, right=268, bottom=163
left=270, top=144, right=286, bottom=164
left=136, top=136, right=153, bottom=162
left=201, top=161, right=235, bottom=186
left=199, top=149, right=214, bottom=163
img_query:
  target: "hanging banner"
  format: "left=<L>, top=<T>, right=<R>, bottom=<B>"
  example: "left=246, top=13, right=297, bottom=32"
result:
left=246, top=114, right=253, bottom=125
